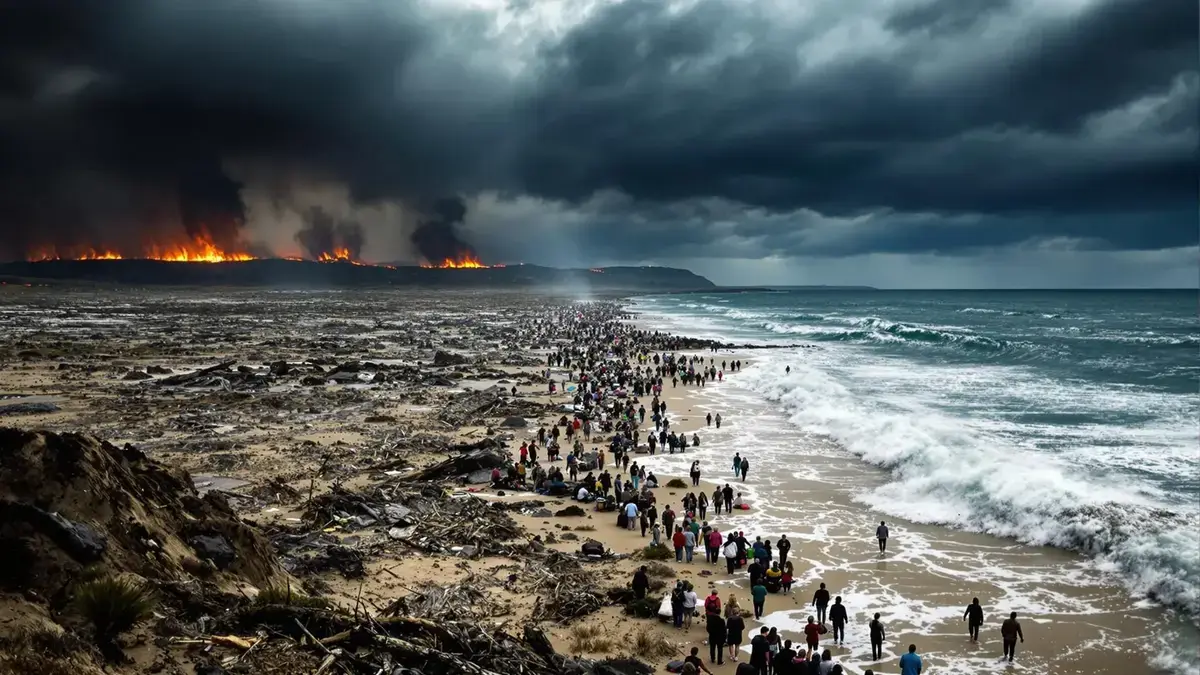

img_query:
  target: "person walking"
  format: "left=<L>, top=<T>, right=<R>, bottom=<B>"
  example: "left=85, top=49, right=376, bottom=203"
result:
left=751, top=579, right=768, bottom=620
left=631, top=566, right=649, bottom=599
left=777, top=534, right=791, bottom=567
left=671, top=581, right=687, bottom=628
left=876, top=521, right=889, bottom=553
left=829, top=596, right=848, bottom=645
left=684, top=527, right=697, bottom=563
left=723, top=535, right=740, bottom=574
left=750, top=627, right=770, bottom=675
left=712, top=487, right=724, bottom=516
left=869, top=613, right=886, bottom=661
left=732, top=452, right=741, bottom=477
left=812, top=582, right=831, bottom=624
left=706, top=611, right=727, bottom=665
left=1001, top=611, right=1025, bottom=663
left=803, top=615, right=822, bottom=653
left=673, top=526, right=687, bottom=562
left=739, top=457, right=750, bottom=481
left=726, top=610, right=746, bottom=662
left=963, top=597, right=984, bottom=642
left=683, top=583, right=699, bottom=629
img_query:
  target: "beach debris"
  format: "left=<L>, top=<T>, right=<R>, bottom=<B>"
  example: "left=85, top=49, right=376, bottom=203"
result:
left=526, top=550, right=606, bottom=624
left=398, top=447, right=508, bottom=482
left=433, top=350, right=470, bottom=366
left=0, top=401, right=61, bottom=415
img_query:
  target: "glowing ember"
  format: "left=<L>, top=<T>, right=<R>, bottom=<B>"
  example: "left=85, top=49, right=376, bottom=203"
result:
left=421, top=253, right=488, bottom=269
left=28, top=235, right=254, bottom=263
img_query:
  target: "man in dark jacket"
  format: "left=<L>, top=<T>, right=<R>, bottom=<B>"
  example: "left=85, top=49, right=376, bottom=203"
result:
left=1001, top=611, right=1025, bottom=662
left=775, top=639, right=797, bottom=675
left=632, top=566, right=649, bottom=599
left=811, top=582, right=831, bottom=624
left=869, top=612, right=886, bottom=661
left=963, top=597, right=984, bottom=642
left=777, top=535, right=792, bottom=567
left=749, top=627, right=770, bottom=675
left=706, top=612, right=726, bottom=664
left=829, top=596, right=849, bottom=645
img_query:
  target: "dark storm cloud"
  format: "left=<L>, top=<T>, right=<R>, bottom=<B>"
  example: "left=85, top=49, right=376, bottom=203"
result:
left=0, top=0, right=1194, bottom=262
left=518, top=0, right=1196, bottom=215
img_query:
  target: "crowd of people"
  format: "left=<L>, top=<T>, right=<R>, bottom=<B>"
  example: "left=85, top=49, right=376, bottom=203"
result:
left=499, top=305, right=1028, bottom=673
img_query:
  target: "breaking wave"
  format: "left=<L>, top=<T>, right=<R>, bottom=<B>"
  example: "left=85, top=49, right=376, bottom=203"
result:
left=741, top=360, right=1200, bottom=624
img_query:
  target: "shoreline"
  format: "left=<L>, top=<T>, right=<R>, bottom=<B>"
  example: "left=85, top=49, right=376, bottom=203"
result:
left=626, top=305, right=1197, bottom=675
left=0, top=287, right=1191, bottom=675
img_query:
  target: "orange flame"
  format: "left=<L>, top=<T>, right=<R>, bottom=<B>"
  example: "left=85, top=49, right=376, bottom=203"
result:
left=28, top=234, right=254, bottom=263
left=420, top=253, right=488, bottom=269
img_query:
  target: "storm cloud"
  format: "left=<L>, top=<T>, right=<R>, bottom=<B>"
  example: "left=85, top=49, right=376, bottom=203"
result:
left=0, top=0, right=1194, bottom=281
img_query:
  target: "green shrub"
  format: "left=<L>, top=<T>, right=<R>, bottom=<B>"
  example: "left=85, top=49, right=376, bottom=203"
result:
left=640, top=544, right=672, bottom=561
left=623, top=597, right=660, bottom=619
left=73, top=577, right=156, bottom=644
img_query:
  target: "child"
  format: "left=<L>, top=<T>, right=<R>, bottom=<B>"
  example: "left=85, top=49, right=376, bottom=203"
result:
left=782, top=561, right=795, bottom=593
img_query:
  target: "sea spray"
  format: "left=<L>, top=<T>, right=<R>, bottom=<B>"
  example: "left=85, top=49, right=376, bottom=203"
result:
left=740, top=355, right=1200, bottom=623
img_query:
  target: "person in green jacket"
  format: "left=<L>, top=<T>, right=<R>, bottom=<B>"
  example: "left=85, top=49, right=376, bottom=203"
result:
left=751, top=581, right=768, bottom=619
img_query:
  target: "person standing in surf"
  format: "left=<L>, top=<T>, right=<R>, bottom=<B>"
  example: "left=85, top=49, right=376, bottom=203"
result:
left=963, top=598, right=984, bottom=642
left=811, top=582, right=831, bottom=624
left=869, top=613, right=886, bottom=661
left=1001, top=611, right=1024, bottom=663
left=732, top=452, right=741, bottom=477
left=876, top=521, right=889, bottom=553
left=739, top=457, right=750, bottom=482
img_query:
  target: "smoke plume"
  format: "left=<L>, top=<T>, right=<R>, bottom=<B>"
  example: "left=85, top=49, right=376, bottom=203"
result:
left=410, top=197, right=476, bottom=263
left=295, top=207, right=365, bottom=259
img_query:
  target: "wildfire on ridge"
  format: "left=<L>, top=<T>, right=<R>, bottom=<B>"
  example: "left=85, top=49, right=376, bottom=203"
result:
left=420, top=253, right=489, bottom=269
left=28, top=235, right=255, bottom=263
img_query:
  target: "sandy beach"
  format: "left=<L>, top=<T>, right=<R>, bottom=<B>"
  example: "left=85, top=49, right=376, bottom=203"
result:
left=0, top=286, right=1190, bottom=675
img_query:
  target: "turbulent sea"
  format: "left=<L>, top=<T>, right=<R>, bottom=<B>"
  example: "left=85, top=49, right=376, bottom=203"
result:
left=634, top=289, right=1199, bottom=669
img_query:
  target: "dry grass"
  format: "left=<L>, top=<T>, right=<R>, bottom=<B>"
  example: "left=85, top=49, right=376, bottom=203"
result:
left=255, top=586, right=332, bottom=609
left=0, top=627, right=105, bottom=675
left=568, top=623, right=613, bottom=654
left=644, top=562, right=675, bottom=578
left=631, top=630, right=678, bottom=659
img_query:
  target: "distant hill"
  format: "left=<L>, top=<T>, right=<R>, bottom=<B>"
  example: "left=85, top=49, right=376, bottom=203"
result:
left=0, top=259, right=716, bottom=291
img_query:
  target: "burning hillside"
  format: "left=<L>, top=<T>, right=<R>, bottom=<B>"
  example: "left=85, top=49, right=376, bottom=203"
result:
left=28, top=234, right=255, bottom=263
left=420, top=253, right=490, bottom=269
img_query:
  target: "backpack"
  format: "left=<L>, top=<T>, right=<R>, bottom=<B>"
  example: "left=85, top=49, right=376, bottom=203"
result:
left=723, top=542, right=738, bottom=558
left=704, top=595, right=721, bottom=614
left=671, top=587, right=686, bottom=604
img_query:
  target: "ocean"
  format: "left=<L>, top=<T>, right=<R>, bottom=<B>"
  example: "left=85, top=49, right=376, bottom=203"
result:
left=632, top=289, right=1199, bottom=674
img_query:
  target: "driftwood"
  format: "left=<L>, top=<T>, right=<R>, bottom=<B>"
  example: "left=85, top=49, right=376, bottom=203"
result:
left=161, top=360, right=237, bottom=385
left=233, top=601, right=649, bottom=675
left=526, top=550, right=606, bottom=624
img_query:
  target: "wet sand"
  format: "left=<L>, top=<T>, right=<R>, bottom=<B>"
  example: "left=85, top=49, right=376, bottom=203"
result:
left=631, top=351, right=1195, bottom=674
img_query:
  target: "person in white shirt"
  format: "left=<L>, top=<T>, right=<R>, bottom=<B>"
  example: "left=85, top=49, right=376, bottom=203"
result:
left=682, top=583, right=699, bottom=629
left=624, top=501, right=639, bottom=530
left=577, top=486, right=591, bottom=501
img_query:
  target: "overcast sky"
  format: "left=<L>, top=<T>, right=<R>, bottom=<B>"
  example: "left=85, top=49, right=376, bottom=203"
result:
left=1, top=0, right=1195, bottom=287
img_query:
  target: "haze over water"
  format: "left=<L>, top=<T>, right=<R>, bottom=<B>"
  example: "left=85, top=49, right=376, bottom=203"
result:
left=634, top=289, right=1199, bottom=674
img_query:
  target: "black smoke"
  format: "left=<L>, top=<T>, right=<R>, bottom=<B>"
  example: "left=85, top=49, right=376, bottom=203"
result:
left=0, top=0, right=1193, bottom=265
left=410, top=197, right=476, bottom=263
left=295, top=207, right=364, bottom=260
left=177, top=156, right=246, bottom=248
